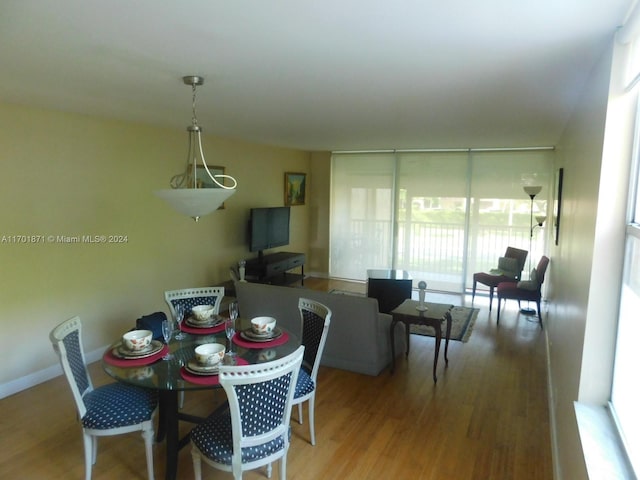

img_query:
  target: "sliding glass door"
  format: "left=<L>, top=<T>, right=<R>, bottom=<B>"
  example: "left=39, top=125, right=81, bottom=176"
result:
left=330, top=150, right=553, bottom=293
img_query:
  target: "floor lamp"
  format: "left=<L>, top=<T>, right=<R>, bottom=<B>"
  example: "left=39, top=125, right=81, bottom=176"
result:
left=522, top=186, right=546, bottom=315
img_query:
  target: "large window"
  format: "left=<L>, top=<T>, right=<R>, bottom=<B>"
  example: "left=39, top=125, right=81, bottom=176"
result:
left=610, top=153, right=640, bottom=476
left=330, top=150, right=552, bottom=291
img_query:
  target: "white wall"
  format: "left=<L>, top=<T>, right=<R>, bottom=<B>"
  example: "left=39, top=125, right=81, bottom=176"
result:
left=549, top=36, right=635, bottom=479
left=0, top=102, right=311, bottom=396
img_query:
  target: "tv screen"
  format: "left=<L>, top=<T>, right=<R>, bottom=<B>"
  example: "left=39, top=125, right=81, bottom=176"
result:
left=249, top=207, right=291, bottom=253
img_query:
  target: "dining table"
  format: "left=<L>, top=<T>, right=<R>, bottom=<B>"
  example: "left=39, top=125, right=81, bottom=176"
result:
left=102, top=315, right=300, bottom=480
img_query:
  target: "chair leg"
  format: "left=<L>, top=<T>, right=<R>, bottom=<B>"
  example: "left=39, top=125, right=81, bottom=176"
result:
left=496, top=298, right=501, bottom=324
left=280, top=456, right=287, bottom=480
left=82, top=432, right=93, bottom=480
left=141, top=424, right=155, bottom=480
left=191, top=448, right=203, bottom=480
left=266, top=462, right=273, bottom=478
left=488, top=287, right=494, bottom=311
left=472, top=280, right=477, bottom=304
left=297, top=402, right=303, bottom=425
left=309, top=394, right=316, bottom=446
left=537, top=301, right=543, bottom=329
left=179, top=390, right=184, bottom=409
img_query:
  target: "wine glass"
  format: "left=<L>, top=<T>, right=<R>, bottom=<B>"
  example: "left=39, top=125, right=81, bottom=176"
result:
left=161, top=319, right=174, bottom=360
left=174, top=303, right=186, bottom=340
left=225, top=301, right=238, bottom=358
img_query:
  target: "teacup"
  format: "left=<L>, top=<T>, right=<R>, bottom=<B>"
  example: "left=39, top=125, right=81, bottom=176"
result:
left=194, top=343, right=226, bottom=366
left=192, top=305, right=215, bottom=322
left=122, top=330, right=153, bottom=352
left=251, top=316, right=277, bottom=335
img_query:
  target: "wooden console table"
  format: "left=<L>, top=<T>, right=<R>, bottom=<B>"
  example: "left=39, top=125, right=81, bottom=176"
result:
left=244, top=252, right=305, bottom=286
left=390, top=299, right=453, bottom=383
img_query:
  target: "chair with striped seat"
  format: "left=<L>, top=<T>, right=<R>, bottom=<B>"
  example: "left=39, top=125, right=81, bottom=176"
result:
left=292, top=297, right=332, bottom=446
left=49, top=316, right=158, bottom=480
left=190, top=346, right=304, bottom=480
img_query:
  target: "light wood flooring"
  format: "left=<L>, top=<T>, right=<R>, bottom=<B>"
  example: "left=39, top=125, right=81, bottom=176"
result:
left=0, top=277, right=552, bottom=479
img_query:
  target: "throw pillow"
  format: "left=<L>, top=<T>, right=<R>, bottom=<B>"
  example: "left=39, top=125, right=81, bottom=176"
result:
left=497, top=256, right=519, bottom=277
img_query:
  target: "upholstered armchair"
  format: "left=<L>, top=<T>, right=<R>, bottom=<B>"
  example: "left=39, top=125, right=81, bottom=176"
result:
left=497, top=255, right=550, bottom=327
left=472, top=246, right=528, bottom=311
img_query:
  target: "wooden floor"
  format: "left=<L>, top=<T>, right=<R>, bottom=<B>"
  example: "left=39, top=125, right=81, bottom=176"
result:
left=0, top=278, right=552, bottom=480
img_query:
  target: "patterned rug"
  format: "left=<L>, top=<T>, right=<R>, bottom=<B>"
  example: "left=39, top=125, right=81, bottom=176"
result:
left=329, top=289, right=479, bottom=342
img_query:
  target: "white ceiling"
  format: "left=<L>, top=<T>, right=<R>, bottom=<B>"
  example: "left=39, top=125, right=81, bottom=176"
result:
left=0, top=0, right=634, bottom=151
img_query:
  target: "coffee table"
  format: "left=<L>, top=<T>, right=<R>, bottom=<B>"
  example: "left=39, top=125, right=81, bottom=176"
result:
left=389, top=299, right=453, bottom=382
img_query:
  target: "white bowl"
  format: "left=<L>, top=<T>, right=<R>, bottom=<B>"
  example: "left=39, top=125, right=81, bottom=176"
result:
left=194, top=343, right=226, bottom=366
left=191, top=305, right=215, bottom=322
left=251, top=316, right=277, bottom=334
left=122, top=330, right=153, bottom=352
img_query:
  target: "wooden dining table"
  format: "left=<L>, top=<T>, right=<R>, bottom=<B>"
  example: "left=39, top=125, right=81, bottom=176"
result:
left=102, top=317, right=300, bottom=480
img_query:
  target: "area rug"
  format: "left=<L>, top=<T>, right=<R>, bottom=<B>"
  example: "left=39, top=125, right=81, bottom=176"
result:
left=329, top=289, right=479, bottom=342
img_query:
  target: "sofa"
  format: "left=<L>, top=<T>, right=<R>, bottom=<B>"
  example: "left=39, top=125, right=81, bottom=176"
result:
left=234, top=281, right=406, bottom=376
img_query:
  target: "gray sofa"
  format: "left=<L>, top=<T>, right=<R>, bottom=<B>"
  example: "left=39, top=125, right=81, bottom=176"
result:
left=234, top=281, right=406, bottom=376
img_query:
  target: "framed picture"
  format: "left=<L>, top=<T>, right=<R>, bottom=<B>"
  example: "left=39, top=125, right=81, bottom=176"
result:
left=190, top=164, right=227, bottom=209
left=554, top=167, right=564, bottom=245
left=285, top=172, right=306, bottom=206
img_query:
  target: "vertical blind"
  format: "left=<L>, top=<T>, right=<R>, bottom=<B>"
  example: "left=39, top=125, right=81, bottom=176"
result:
left=330, top=149, right=553, bottom=292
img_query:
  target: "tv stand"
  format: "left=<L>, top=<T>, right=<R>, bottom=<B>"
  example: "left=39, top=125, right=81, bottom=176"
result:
left=244, top=252, right=305, bottom=286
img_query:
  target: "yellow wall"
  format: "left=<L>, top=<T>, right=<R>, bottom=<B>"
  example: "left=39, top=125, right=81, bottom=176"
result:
left=0, top=102, right=315, bottom=388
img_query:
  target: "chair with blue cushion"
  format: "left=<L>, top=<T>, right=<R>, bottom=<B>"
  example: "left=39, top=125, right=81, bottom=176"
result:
left=165, top=286, right=225, bottom=320
left=190, top=345, right=304, bottom=480
left=292, top=297, right=332, bottom=446
left=49, top=316, right=158, bottom=480
left=165, top=287, right=225, bottom=408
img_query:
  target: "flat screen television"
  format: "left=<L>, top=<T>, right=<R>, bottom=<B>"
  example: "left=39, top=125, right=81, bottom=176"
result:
left=249, top=206, right=291, bottom=257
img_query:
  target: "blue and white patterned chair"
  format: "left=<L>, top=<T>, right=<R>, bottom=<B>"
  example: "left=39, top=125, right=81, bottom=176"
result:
left=190, top=346, right=304, bottom=480
left=49, top=316, right=158, bottom=480
left=164, top=286, right=225, bottom=320
left=165, top=287, right=225, bottom=408
left=292, top=298, right=331, bottom=446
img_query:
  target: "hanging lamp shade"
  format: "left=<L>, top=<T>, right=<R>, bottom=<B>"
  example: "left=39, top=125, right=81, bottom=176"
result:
left=155, top=75, right=237, bottom=222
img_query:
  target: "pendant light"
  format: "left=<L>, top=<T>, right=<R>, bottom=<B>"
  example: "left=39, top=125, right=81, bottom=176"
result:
left=156, top=75, right=237, bottom=221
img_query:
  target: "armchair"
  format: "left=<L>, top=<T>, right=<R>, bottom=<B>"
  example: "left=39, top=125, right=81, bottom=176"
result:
left=497, top=255, right=550, bottom=328
left=472, top=246, right=528, bottom=311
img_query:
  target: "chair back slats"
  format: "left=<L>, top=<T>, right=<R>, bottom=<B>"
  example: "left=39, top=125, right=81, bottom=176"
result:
left=165, top=287, right=225, bottom=317
left=298, top=298, right=332, bottom=379
left=50, top=316, right=91, bottom=418
left=219, top=346, right=304, bottom=469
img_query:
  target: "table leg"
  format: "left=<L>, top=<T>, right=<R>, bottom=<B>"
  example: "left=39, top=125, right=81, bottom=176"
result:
left=159, top=390, right=180, bottom=480
left=390, top=318, right=397, bottom=374
left=433, top=323, right=442, bottom=383
left=405, top=319, right=410, bottom=356
left=444, top=311, right=452, bottom=365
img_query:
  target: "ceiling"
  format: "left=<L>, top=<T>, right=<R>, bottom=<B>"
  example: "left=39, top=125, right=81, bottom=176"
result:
left=0, top=1, right=634, bottom=151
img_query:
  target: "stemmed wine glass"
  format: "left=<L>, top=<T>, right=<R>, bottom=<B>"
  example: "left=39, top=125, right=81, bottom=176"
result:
left=174, top=303, right=186, bottom=340
left=161, top=319, right=174, bottom=360
left=225, top=301, right=239, bottom=359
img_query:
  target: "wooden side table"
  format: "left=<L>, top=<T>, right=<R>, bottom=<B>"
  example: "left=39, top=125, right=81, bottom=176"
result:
left=390, top=299, right=453, bottom=382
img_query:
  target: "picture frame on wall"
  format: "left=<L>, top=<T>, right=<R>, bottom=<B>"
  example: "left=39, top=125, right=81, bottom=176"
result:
left=285, top=172, right=306, bottom=206
left=554, top=167, right=564, bottom=245
left=189, top=164, right=227, bottom=209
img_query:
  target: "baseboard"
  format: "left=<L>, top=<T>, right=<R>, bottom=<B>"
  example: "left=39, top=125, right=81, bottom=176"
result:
left=0, top=344, right=109, bottom=400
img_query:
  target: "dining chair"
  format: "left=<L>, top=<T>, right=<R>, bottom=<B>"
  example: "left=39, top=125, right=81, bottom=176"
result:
left=472, top=246, right=528, bottom=311
left=497, top=255, right=550, bottom=328
left=164, top=286, right=225, bottom=319
left=190, top=345, right=305, bottom=480
left=165, top=286, right=225, bottom=408
left=292, top=297, right=332, bottom=446
left=49, top=316, right=158, bottom=480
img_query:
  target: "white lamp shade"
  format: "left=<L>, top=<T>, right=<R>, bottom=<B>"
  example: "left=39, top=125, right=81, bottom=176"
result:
left=523, top=185, right=542, bottom=196
left=156, top=188, right=235, bottom=219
